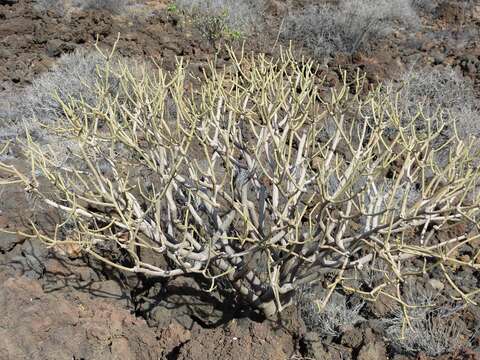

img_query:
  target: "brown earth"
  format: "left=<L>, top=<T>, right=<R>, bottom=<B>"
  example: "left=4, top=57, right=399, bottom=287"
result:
left=0, top=0, right=212, bottom=91
left=0, top=272, right=296, bottom=360
left=0, top=0, right=480, bottom=359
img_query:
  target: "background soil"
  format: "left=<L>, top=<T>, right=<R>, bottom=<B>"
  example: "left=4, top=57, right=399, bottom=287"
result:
left=0, top=0, right=480, bottom=359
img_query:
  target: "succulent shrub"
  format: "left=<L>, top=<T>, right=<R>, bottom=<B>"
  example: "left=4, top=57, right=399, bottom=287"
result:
left=1, top=47, right=480, bottom=317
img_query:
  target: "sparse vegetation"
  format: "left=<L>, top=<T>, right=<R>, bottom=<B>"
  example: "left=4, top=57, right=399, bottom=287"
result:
left=412, top=0, right=475, bottom=14
left=383, top=66, right=480, bottom=140
left=0, top=48, right=149, bottom=167
left=298, top=288, right=364, bottom=337
left=383, top=283, right=469, bottom=356
left=2, top=48, right=149, bottom=126
left=282, top=0, right=418, bottom=57
left=16, top=49, right=112, bottom=124
left=74, top=0, right=129, bottom=13
left=34, top=0, right=130, bottom=15
left=411, top=0, right=443, bottom=12
left=175, top=0, right=266, bottom=46
left=0, top=49, right=113, bottom=146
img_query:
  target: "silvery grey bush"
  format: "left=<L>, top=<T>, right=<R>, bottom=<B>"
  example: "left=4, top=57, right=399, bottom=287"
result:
left=23, top=49, right=110, bottom=123
left=383, top=283, right=468, bottom=356
left=383, top=66, right=480, bottom=140
left=282, top=0, right=418, bottom=57
left=411, top=0, right=443, bottom=12
left=34, top=0, right=130, bottom=15
left=412, top=0, right=475, bottom=14
left=2, top=48, right=148, bottom=126
left=73, top=0, right=129, bottom=13
left=298, top=288, right=364, bottom=337
left=175, top=0, right=267, bottom=40
left=0, top=48, right=149, bottom=169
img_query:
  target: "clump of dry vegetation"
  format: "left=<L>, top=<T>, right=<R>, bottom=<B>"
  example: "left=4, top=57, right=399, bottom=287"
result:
left=282, top=0, right=418, bottom=57
left=34, top=0, right=129, bottom=14
left=1, top=45, right=479, bottom=319
left=383, top=66, right=480, bottom=139
left=383, top=282, right=469, bottom=356
left=1, top=46, right=152, bottom=127
left=10, top=49, right=115, bottom=124
left=0, top=49, right=111, bottom=154
left=298, top=288, right=364, bottom=337
left=172, top=0, right=267, bottom=47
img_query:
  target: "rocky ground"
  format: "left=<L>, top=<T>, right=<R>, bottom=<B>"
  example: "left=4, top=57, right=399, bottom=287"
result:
left=0, top=0, right=480, bottom=359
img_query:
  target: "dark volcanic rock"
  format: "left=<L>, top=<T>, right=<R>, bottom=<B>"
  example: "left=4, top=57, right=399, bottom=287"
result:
left=0, top=0, right=18, bottom=5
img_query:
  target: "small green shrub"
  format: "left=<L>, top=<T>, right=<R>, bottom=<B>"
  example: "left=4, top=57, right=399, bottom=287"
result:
left=175, top=0, right=267, bottom=46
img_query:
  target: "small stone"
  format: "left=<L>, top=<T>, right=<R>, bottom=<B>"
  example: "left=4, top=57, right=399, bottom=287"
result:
left=304, top=331, right=321, bottom=343
left=46, top=39, right=60, bottom=56
left=0, top=48, right=11, bottom=59
left=310, top=342, right=328, bottom=360
left=393, top=355, right=411, bottom=360
left=473, top=6, right=480, bottom=21
left=358, top=341, right=387, bottom=360
left=90, top=280, right=130, bottom=307
left=264, top=0, right=288, bottom=16
left=428, top=279, right=445, bottom=291
left=0, top=227, right=24, bottom=253
left=432, top=51, right=446, bottom=65
left=46, top=39, right=64, bottom=57
left=156, top=321, right=192, bottom=358
left=149, top=305, right=172, bottom=328
left=341, top=327, right=363, bottom=349
left=111, top=338, right=132, bottom=360
left=368, top=292, right=397, bottom=317
left=420, top=41, right=435, bottom=52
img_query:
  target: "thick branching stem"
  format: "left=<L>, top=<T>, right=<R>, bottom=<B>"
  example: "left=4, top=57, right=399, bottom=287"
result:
left=1, top=47, right=479, bottom=317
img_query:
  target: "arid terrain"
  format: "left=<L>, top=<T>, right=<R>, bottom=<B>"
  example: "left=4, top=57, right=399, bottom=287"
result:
left=1, top=1, right=480, bottom=359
